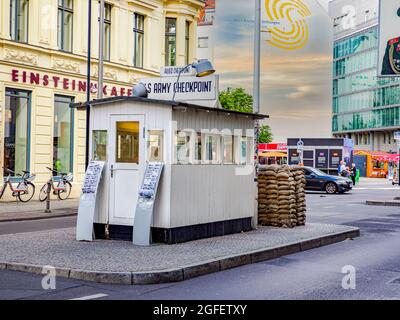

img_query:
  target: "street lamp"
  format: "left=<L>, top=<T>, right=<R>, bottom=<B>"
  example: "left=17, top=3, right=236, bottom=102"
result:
left=172, top=59, right=215, bottom=101
left=85, top=0, right=92, bottom=169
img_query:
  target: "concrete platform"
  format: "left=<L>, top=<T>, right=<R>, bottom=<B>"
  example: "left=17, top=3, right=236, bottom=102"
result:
left=0, top=223, right=359, bottom=285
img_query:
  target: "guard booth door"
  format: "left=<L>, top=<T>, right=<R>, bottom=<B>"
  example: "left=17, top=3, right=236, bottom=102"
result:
left=109, top=115, right=144, bottom=226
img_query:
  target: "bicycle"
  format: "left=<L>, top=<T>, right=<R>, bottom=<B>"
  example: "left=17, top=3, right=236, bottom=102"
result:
left=39, top=167, right=73, bottom=201
left=0, top=167, right=36, bottom=202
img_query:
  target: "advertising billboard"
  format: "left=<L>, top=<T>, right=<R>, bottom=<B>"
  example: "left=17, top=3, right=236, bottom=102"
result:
left=378, top=0, right=400, bottom=77
left=198, top=0, right=215, bottom=26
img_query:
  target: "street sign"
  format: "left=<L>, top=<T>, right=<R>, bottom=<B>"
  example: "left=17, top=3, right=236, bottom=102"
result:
left=296, top=139, right=304, bottom=151
left=394, top=131, right=400, bottom=141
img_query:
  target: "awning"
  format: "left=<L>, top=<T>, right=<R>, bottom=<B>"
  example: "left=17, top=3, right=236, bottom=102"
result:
left=259, top=151, right=287, bottom=157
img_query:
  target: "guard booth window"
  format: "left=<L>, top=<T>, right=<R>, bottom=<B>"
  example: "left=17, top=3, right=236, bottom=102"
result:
left=92, top=130, right=107, bottom=161
left=116, top=121, right=139, bottom=164
left=147, top=131, right=164, bottom=162
left=4, top=89, right=30, bottom=177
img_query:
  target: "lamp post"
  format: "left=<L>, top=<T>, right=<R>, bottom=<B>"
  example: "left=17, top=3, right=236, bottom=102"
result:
left=253, top=0, right=261, bottom=176
left=85, top=0, right=92, bottom=169
left=98, top=0, right=105, bottom=99
left=172, top=59, right=215, bottom=101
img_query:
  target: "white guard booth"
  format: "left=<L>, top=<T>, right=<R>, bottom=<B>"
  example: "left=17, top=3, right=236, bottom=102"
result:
left=76, top=96, right=267, bottom=244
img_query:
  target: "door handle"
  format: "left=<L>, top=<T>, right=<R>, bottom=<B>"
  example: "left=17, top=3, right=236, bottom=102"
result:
left=110, top=165, right=114, bottom=178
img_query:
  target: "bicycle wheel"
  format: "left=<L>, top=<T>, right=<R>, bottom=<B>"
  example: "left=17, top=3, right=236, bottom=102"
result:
left=58, top=181, right=72, bottom=200
left=18, top=182, right=35, bottom=203
left=39, top=183, right=50, bottom=202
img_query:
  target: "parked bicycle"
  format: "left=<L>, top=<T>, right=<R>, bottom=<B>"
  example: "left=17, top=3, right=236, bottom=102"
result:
left=0, top=167, right=36, bottom=202
left=39, top=167, right=73, bottom=201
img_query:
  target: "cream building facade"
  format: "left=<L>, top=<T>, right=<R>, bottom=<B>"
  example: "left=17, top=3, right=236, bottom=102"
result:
left=0, top=0, right=204, bottom=201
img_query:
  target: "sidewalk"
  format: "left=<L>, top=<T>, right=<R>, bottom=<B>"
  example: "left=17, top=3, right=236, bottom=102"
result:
left=0, top=223, right=359, bottom=285
left=0, top=199, right=78, bottom=222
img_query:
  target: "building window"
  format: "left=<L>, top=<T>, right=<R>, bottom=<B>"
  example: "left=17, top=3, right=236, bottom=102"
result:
left=165, top=18, right=177, bottom=66
left=57, top=0, right=73, bottom=52
left=147, top=130, right=164, bottom=162
left=223, top=135, right=234, bottom=164
left=198, top=37, right=209, bottom=48
left=4, top=89, right=30, bottom=176
left=185, top=21, right=190, bottom=65
left=92, top=130, right=107, bottom=161
left=133, top=13, right=144, bottom=68
left=100, top=3, right=112, bottom=61
left=10, top=0, right=29, bottom=42
left=54, top=95, right=74, bottom=174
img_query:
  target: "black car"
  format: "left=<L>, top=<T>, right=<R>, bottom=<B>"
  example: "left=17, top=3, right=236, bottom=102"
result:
left=293, top=166, right=353, bottom=194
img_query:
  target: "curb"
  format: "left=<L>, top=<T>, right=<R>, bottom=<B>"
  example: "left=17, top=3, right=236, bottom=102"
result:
left=366, top=200, right=400, bottom=207
left=0, top=211, right=77, bottom=223
left=0, top=227, right=360, bottom=285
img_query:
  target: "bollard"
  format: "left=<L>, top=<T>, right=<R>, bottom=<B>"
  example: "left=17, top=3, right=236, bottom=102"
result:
left=45, top=182, right=51, bottom=213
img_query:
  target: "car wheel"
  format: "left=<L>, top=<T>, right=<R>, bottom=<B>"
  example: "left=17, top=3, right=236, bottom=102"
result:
left=325, top=182, right=338, bottom=194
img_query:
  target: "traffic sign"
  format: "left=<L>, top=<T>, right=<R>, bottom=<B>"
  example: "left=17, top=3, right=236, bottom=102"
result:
left=394, top=131, right=400, bottom=141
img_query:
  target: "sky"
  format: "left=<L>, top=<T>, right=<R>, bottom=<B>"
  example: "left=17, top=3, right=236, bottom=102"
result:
left=213, top=0, right=333, bottom=142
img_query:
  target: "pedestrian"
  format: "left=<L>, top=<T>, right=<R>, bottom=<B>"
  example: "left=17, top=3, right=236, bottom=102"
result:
left=338, top=160, right=344, bottom=175
left=350, top=163, right=357, bottom=185
left=340, top=161, right=348, bottom=177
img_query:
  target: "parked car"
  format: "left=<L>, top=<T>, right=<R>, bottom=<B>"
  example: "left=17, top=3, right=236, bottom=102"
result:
left=292, top=166, right=353, bottom=194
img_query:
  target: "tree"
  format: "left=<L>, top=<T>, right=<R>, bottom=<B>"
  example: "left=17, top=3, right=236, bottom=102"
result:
left=219, top=87, right=253, bottom=113
left=258, top=125, right=273, bottom=143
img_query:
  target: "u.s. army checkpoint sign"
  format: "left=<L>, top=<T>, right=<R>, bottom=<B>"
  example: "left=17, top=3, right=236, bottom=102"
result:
left=140, top=75, right=217, bottom=102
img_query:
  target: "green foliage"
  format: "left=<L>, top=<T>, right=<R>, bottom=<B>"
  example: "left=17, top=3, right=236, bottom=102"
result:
left=258, top=125, right=273, bottom=143
left=219, top=88, right=253, bottom=113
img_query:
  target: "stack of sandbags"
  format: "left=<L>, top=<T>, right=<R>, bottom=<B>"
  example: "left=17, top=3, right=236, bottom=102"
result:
left=258, top=165, right=307, bottom=228
left=257, top=165, right=280, bottom=226
left=276, top=165, right=297, bottom=228
left=290, top=167, right=307, bottom=226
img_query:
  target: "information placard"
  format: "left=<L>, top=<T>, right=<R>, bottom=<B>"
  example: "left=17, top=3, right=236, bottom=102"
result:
left=76, top=161, right=106, bottom=241
left=133, top=162, right=164, bottom=246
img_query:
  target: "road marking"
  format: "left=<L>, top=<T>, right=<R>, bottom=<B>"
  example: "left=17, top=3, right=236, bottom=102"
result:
left=70, top=293, right=108, bottom=300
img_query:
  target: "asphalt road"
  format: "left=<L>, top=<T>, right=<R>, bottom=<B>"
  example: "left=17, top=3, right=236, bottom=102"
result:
left=0, top=179, right=400, bottom=300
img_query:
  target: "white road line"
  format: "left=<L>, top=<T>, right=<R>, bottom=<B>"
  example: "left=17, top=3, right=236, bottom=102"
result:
left=70, top=293, right=108, bottom=300
left=353, top=188, right=399, bottom=190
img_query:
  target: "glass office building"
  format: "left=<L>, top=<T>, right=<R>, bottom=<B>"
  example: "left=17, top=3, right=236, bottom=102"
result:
left=330, top=0, right=400, bottom=152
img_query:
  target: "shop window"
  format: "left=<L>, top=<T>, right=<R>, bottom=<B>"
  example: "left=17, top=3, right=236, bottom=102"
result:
left=4, top=89, right=30, bottom=177
left=116, top=121, right=139, bottom=164
left=165, top=18, right=177, bottom=66
left=147, top=130, right=164, bottom=162
left=10, top=0, right=29, bottom=42
left=54, top=95, right=74, bottom=174
left=92, top=130, right=107, bottom=161
left=175, top=131, right=191, bottom=164
left=205, top=134, right=220, bottom=164
left=58, top=0, right=73, bottom=52
left=223, top=135, right=234, bottom=164
left=133, top=13, right=145, bottom=68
